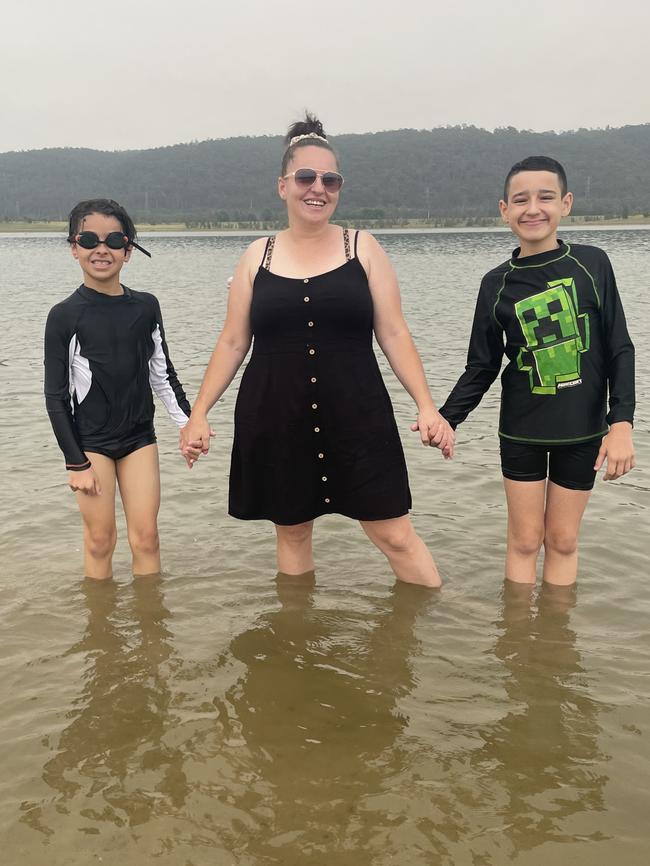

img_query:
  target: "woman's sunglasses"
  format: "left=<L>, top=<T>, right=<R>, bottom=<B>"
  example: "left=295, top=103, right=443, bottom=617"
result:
left=72, top=231, right=152, bottom=258
left=283, top=168, right=344, bottom=192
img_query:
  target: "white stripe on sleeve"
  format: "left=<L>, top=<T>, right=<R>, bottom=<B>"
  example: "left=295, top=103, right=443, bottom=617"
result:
left=149, top=324, right=189, bottom=427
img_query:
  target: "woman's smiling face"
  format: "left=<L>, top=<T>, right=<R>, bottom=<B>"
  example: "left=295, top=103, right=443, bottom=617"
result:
left=278, top=145, right=341, bottom=224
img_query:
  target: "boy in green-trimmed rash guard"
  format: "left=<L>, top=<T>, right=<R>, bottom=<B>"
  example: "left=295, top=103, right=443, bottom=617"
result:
left=440, top=156, right=635, bottom=587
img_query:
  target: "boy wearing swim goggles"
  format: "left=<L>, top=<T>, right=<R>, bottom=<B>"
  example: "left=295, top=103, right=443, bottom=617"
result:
left=44, top=198, right=192, bottom=579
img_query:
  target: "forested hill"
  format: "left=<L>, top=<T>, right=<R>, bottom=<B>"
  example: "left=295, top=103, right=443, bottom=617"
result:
left=1, top=124, right=649, bottom=223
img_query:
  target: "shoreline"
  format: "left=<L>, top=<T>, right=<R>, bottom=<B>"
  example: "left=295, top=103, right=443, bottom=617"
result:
left=1, top=215, right=649, bottom=234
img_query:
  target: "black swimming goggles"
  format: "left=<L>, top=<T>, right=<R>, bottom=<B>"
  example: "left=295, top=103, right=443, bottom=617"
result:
left=72, top=231, right=152, bottom=258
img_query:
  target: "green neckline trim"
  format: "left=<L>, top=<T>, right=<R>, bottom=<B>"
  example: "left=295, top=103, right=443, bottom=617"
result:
left=509, top=246, right=569, bottom=269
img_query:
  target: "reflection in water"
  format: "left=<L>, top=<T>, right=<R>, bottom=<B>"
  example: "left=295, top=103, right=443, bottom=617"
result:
left=473, top=581, right=608, bottom=856
left=14, top=574, right=610, bottom=862
left=17, top=574, right=434, bottom=863
left=225, top=573, right=435, bottom=863
left=24, top=576, right=185, bottom=835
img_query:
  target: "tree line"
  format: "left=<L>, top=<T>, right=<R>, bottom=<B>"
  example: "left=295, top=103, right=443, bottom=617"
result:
left=1, top=124, right=648, bottom=223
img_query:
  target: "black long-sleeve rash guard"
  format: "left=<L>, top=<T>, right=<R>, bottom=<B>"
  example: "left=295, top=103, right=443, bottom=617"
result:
left=440, top=242, right=635, bottom=444
left=44, top=284, right=191, bottom=470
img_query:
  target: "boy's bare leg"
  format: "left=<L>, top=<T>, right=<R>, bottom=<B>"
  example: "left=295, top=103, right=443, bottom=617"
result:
left=542, top=481, right=591, bottom=586
left=116, top=444, right=161, bottom=576
left=503, top=478, right=546, bottom=584
left=275, top=521, right=315, bottom=575
left=76, top=453, right=118, bottom=580
left=361, top=516, right=441, bottom=587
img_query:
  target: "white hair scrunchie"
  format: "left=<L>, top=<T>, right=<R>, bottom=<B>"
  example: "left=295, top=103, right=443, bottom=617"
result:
left=288, top=132, right=329, bottom=148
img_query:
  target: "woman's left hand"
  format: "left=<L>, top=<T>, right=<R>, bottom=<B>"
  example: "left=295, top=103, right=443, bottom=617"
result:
left=411, top=407, right=455, bottom=458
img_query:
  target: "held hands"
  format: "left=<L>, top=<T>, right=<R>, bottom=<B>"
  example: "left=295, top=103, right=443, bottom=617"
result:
left=179, top=416, right=216, bottom=468
left=68, top=467, right=101, bottom=496
left=594, top=421, right=635, bottom=480
left=410, top=406, right=455, bottom=459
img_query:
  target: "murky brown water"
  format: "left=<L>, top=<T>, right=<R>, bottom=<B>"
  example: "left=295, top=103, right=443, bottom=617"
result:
left=1, top=229, right=648, bottom=864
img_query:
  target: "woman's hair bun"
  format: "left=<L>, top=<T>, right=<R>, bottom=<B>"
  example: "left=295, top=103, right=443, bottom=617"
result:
left=284, top=112, right=326, bottom=145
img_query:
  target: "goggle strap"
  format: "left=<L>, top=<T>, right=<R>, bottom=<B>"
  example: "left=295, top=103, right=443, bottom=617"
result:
left=130, top=240, right=152, bottom=258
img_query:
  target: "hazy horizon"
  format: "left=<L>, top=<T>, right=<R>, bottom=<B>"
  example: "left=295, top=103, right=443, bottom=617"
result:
left=2, top=118, right=649, bottom=158
left=2, top=0, right=648, bottom=153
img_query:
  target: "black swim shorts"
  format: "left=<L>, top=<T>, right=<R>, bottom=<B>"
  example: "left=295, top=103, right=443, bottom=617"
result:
left=499, top=437, right=603, bottom=491
left=82, top=423, right=157, bottom=462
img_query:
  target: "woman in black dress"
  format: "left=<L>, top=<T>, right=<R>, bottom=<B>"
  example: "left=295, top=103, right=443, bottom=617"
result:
left=181, top=114, right=454, bottom=586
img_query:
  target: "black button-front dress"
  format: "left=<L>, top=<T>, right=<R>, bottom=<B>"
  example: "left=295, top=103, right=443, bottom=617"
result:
left=228, top=230, right=412, bottom=525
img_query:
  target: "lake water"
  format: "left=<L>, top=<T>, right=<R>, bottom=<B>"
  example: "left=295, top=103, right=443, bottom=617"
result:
left=0, top=228, right=648, bottom=865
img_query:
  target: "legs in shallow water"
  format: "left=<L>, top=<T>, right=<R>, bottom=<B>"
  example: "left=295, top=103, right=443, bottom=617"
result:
left=76, top=453, right=118, bottom=580
left=503, top=479, right=546, bottom=584
left=542, top=481, right=591, bottom=586
left=117, top=444, right=161, bottom=576
left=274, top=516, right=440, bottom=587
left=275, top=521, right=314, bottom=575
left=503, top=478, right=592, bottom=586
left=275, top=570, right=317, bottom=609
left=76, top=446, right=161, bottom=580
left=360, top=516, right=441, bottom=588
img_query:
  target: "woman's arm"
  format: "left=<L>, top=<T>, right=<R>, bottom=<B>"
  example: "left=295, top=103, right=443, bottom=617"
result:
left=179, top=240, right=262, bottom=463
left=358, top=231, right=454, bottom=457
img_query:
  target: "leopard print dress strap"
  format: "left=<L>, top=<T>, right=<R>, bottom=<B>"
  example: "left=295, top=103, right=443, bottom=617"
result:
left=262, top=236, right=276, bottom=270
left=343, top=228, right=351, bottom=261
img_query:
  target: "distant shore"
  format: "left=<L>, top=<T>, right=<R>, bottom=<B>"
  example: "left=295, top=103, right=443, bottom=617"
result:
left=1, top=215, right=649, bottom=233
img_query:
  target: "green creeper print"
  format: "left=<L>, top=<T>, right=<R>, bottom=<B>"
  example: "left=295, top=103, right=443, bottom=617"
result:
left=515, top=278, right=590, bottom=395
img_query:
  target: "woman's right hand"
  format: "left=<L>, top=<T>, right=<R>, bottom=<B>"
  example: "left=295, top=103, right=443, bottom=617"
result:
left=68, top=467, right=101, bottom=495
left=180, top=414, right=215, bottom=467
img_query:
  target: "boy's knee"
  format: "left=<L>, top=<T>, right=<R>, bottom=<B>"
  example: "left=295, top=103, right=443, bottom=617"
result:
left=128, top=527, right=160, bottom=557
left=544, top=529, right=578, bottom=558
left=85, top=527, right=117, bottom=561
left=509, top=527, right=544, bottom=559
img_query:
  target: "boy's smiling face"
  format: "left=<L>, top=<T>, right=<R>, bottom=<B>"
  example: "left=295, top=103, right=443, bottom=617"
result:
left=71, top=212, right=131, bottom=292
left=499, top=170, right=573, bottom=256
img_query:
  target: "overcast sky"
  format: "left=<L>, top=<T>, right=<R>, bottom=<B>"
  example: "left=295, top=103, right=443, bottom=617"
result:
left=1, top=0, right=648, bottom=153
